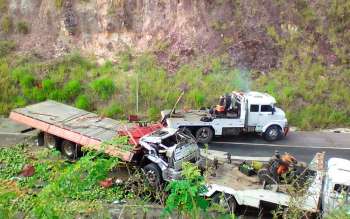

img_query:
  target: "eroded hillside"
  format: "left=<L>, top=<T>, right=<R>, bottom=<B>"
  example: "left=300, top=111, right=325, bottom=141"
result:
left=1, top=0, right=350, bottom=129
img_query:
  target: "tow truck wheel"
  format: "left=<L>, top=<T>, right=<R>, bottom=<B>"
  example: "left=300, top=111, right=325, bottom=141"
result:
left=61, top=140, right=80, bottom=160
left=44, top=133, right=58, bottom=149
left=211, top=192, right=238, bottom=214
left=195, top=127, right=213, bottom=144
left=263, top=125, right=282, bottom=141
left=143, top=163, right=162, bottom=188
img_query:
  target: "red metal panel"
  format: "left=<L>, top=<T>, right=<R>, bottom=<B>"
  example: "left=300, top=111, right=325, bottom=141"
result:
left=118, top=123, right=163, bottom=145
left=10, top=112, right=50, bottom=132
left=47, top=125, right=83, bottom=145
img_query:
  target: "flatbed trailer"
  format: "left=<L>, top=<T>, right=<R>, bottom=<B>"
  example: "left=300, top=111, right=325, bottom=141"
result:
left=9, top=100, right=161, bottom=161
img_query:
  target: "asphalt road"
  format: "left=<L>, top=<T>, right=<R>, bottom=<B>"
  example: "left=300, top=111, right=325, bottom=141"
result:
left=208, top=131, right=350, bottom=162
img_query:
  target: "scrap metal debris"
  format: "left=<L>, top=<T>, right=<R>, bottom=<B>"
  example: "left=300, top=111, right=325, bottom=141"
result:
left=20, top=164, right=35, bottom=177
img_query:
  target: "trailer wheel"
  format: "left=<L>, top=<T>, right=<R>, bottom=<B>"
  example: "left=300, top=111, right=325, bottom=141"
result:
left=211, top=192, right=238, bottom=214
left=44, top=133, right=59, bottom=149
left=263, top=125, right=282, bottom=141
left=61, top=140, right=80, bottom=160
left=143, top=163, right=162, bottom=188
left=195, top=127, right=213, bottom=144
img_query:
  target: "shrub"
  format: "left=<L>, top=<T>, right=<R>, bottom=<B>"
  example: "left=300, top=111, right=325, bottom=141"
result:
left=31, top=88, right=46, bottom=101
left=0, top=40, right=15, bottom=57
left=90, top=78, right=116, bottom=101
left=55, top=0, right=63, bottom=8
left=16, top=21, right=29, bottom=34
left=147, top=107, right=160, bottom=121
left=190, top=90, right=205, bottom=108
left=163, top=162, right=208, bottom=217
left=0, top=0, right=7, bottom=12
left=14, top=96, right=27, bottom=107
left=0, top=60, right=18, bottom=115
left=119, top=50, right=132, bottom=71
left=1, top=15, right=12, bottom=33
left=11, top=66, right=30, bottom=81
left=75, top=95, right=90, bottom=110
left=41, top=79, right=55, bottom=92
left=63, top=80, right=82, bottom=100
left=48, top=90, right=66, bottom=102
left=19, top=74, right=35, bottom=89
left=97, top=61, right=114, bottom=75
left=101, top=103, right=123, bottom=118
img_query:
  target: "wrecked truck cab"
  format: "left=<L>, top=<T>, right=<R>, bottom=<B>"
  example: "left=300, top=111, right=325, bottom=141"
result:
left=139, top=128, right=202, bottom=186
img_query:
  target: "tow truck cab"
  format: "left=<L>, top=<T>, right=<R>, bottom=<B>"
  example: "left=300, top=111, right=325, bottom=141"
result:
left=161, top=91, right=288, bottom=143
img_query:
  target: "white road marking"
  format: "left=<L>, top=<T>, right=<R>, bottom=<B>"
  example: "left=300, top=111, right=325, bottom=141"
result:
left=212, top=141, right=350, bottom=150
left=201, top=149, right=271, bottom=161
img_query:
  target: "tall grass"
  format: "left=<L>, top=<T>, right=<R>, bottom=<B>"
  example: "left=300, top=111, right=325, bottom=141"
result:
left=1, top=44, right=349, bottom=129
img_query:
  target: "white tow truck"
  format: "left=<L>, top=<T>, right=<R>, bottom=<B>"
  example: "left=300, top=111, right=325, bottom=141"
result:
left=161, top=91, right=289, bottom=143
left=204, top=152, right=325, bottom=217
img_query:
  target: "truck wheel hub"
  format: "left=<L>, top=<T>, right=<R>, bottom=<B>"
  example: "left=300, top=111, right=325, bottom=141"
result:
left=63, top=144, right=74, bottom=156
left=269, top=129, right=278, bottom=137
left=199, top=130, right=208, bottom=138
left=146, top=170, right=157, bottom=183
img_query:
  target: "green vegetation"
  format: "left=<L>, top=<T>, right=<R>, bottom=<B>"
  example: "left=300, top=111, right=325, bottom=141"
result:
left=54, top=0, right=63, bottom=8
left=325, top=206, right=350, bottom=219
left=0, top=0, right=7, bottom=12
left=147, top=107, right=160, bottom=121
left=1, top=47, right=349, bottom=128
left=1, top=15, right=12, bottom=33
left=0, top=40, right=15, bottom=57
left=75, top=94, right=91, bottom=110
left=16, top=21, right=29, bottom=34
left=63, top=79, right=82, bottom=100
left=101, top=102, right=123, bottom=118
left=0, top=145, right=125, bottom=218
left=253, top=0, right=350, bottom=129
left=90, top=78, right=116, bottom=101
left=163, top=162, right=209, bottom=218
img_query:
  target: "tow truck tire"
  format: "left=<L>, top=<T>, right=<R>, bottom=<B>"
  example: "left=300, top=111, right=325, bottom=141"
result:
left=263, top=125, right=282, bottom=141
left=44, top=133, right=59, bottom=149
left=61, top=140, right=80, bottom=160
left=211, top=192, right=238, bottom=214
left=195, top=127, right=213, bottom=144
left=143, top=163, right=162, bottom=188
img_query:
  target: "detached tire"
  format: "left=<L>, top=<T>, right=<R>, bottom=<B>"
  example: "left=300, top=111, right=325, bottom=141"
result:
left=44, top=133, right=59, bottom=149
left=61, top=140, right=80, bottom=160
left=143, top=163, right=162, bottom=188
left=211, top=192, right=238, bottom=214
left=263, top=125, right=282, bottom=141
left=195, top=127, right=214, bottom=144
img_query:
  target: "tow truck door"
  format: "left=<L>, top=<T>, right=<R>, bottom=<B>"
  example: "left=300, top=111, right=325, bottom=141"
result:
left=257, top=105, right=274, bottom=128
left=247, top=104, right=260, bottom=126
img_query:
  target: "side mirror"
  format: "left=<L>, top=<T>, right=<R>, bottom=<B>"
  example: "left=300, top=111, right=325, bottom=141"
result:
left=272, top=107, right=276, bottom=115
